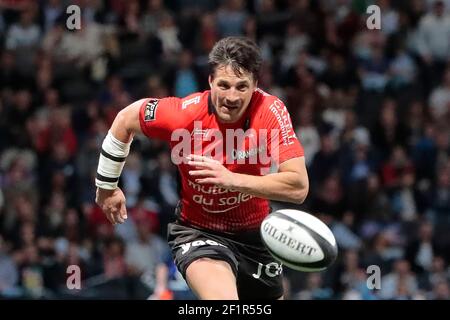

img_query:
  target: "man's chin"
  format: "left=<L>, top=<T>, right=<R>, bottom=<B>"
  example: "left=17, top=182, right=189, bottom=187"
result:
left=216, top=107, right=244, bottom=123
left=217, top=114, right=234, bottom=123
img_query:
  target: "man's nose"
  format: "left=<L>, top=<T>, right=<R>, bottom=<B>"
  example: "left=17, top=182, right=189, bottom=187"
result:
left=225, top=92, right=240, bottom=105
left=226, top=97, right=239, bottom=104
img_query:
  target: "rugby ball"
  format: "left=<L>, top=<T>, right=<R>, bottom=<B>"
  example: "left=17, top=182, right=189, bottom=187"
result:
left=260, top=209, right=338, bottom=272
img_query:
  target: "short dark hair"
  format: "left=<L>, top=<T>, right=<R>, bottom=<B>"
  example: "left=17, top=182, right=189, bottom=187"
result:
left=208, top=37, right=262, bottom=81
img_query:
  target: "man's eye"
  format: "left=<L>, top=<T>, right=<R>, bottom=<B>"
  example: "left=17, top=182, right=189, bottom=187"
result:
left=237, top=86, right=248, bottom=91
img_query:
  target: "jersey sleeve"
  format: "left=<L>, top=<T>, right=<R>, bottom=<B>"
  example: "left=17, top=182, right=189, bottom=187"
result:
left=138, top=97, right=182, bottom=141
left=264, top=97, right=304, bottom=165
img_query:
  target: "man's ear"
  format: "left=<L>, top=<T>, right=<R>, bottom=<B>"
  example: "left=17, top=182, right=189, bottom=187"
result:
left=208, top=75, right=213, bottom=88
left=254, top=79, right=258, bottom=90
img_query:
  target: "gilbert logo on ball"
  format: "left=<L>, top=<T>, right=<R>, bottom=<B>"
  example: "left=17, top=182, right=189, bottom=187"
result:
left=260, top=209, right=338, bottom=272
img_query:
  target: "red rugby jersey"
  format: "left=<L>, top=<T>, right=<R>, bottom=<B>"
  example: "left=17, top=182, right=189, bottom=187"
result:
left=138, top=89, right=304, bottom=233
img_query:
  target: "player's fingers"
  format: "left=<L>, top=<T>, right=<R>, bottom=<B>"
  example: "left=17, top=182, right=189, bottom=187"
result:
left=187, top=160, right=213, bottom=169
left=189, top=169, right=214, bottom=177
left=106, top=205, right=121, bottom=224
left=195, top=178, right=217, bottom=184
left=187, top=154, right=215, bottom=163
left=113, top=207, right=124, bottom=224
left=116, top=214, right=124, bottom=224
left=105, top=210, right=116, bottom=225
left=186, top=154, right=202, bottom=161
left=120, top=202, right=127, bottom=220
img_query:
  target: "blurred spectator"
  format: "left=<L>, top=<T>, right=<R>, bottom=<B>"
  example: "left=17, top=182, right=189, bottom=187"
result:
left=0, top=50, right=26, bottom=91
left=405, top=100, right=427, bottom=149
left=388, top=44, right=417, bottom=90
left=428, top=280, right=450, bottom=299
left=102, top=236, right=127, bottom=279
left=0, top=235, right=19, bottom=297
left=16, top=244, right=46, bottom=298
left=140, top=0, right=168, bottom=38
left=42, top=0, right=63, bottom=33
left=35, top=106, right=78, bottom=157
left=333, top=249, right=377, bottom=300
left=428, top=164, right=450, bottom=225
left=294, top=273, right=333, bottom=300
left=5, top=89, right=34, bottom=148
left=216, top=0, right=247, bottom=37
left=309, top=126, right=340, bottom=185
left=417, top=255, right=449, bottom=291
left=115, top=195, right=160, bottom=243
left=55, top=18, right=106, bottom=69
left=125, top=216, right=169, bottom=278
left=371, top=99, right=407, bottom=159
left=379, top=259, right=419, bottom=299
left=331, top=212, right=362, bottom=250
left=415, top=1, right=450, bottom=67
left=121, top=151, right=142, bottom=208
left=5, top=9, right=40, bottom=50
left=149, top=252, right=195, bottom=300
left=156, top=13, right=182, bottom=60
left=358, top=45, right=390, bottom=92
left=168, top=49, right=201, bottom=98
left=379, top=0, right=400, bottom=36
left=197, top=12, right=218, bottom=55
left=280, top=21, right=310, bottom=72
left=390, top=170, right=422, bottom=221
left=413, top=123, right=439, bottom=182
left=429, top=67, right=450, bottom=122
left=2, top=194, right=36, bottom=245
left=119, top=0, right=142, bottom=39
left=405, top=221, right=441, bottom=274
left=320, top=52, right=358, bottom=91
left=294, top=103, right=320, bottom=166
left=362, top=230, right=401, bottom=274
left=310, top=174, right=346, bottom=218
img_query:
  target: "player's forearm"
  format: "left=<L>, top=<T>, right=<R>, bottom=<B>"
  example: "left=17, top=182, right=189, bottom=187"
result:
left=95, top=100, right=144, bottom=190
left=232, top=172, right=309, bottom=204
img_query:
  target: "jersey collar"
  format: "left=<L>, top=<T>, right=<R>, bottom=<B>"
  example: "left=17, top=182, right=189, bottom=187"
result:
left=207, top=91, right=253, bottom=130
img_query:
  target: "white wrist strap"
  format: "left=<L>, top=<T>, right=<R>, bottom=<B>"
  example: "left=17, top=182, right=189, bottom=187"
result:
left=95, top=131, right=132, bottom=190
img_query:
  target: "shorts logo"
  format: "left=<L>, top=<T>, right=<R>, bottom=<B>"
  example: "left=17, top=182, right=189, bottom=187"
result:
left=180, top=239, right=226, bottom=254
left=252, top=262, right=283, bottom=279
left=144, top=99, right=159, bottom=121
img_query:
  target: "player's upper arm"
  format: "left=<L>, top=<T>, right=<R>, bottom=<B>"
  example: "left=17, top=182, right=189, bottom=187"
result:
left=110, top=99, right=145, bottom=141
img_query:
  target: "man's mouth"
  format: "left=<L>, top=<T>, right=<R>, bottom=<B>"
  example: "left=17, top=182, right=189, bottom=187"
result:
left=222, top=105, right=239, bottom=111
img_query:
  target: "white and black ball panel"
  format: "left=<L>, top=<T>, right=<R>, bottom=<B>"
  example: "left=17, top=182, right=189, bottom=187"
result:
left=276, top=209, right=336, bottom=247
left=261, top=216, right=325, bottom=263
left=260, top=209, right=338, bottom=272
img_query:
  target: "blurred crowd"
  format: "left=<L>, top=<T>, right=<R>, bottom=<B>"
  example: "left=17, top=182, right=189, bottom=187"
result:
left=0, top=0, right=449, bottom=300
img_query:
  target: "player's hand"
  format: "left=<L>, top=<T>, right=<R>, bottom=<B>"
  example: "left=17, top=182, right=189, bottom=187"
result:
left=95, top=187, right=127, bottom=225
left=187, top=154, right=237, bottom=188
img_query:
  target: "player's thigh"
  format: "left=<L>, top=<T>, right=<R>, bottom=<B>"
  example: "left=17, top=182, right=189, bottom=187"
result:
left=168, top=222, right=239, bottom=299
left=186, top=257, right=238, bottom=300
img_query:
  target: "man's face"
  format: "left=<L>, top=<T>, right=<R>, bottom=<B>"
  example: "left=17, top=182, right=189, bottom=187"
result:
left=209, top=65, right=257, bottom=123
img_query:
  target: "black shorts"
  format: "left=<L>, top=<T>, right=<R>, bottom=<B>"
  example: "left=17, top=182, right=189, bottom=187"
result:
left=167, top=220, right=284, bottom=300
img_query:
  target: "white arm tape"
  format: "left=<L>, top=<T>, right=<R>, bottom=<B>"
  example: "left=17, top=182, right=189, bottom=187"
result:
left=95, top=130, right=132, bottom=190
